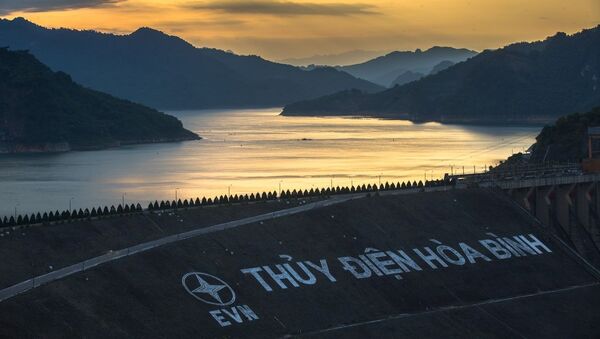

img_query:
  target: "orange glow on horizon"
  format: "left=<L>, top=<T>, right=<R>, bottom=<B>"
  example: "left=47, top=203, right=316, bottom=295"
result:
left=1, top=0, right=599, bottom=60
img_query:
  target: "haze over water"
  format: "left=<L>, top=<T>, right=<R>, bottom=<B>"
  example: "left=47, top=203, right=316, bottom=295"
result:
left=0, top=108, right=539, bottom=217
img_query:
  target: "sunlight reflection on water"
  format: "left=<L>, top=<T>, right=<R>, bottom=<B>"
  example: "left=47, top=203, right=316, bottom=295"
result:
left=0, top=108, right=540, bottom=216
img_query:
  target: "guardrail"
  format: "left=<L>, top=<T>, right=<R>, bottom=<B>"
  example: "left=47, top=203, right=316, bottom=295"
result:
left=448, top=163, right=584, bottom=184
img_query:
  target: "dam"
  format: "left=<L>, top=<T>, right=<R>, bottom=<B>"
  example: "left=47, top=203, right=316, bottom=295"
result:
left=0, top=184, right=599, bottom=337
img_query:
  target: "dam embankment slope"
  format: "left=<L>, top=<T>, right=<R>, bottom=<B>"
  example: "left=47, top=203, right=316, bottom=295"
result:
left=0, top=189, right=599, bottom=338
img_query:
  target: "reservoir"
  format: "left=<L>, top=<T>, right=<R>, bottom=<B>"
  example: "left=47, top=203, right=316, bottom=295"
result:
left=0, top=108, right=539, bottom=216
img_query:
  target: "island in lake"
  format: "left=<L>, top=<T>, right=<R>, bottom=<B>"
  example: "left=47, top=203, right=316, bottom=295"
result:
left=0, top=48, right=199, bottom=153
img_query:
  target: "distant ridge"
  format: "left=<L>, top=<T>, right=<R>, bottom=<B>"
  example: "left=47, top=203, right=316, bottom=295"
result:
left=282, top=26, right=600, bottom=124
left=337, top=46, right=477, bottom=87
left=280, top=49, right=387, bottom=67
left=0, top=18, right=382, bottom=110
left=0, top=48, right=199, bottom=153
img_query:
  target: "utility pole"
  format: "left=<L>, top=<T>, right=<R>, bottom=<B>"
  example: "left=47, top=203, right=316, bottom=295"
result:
left=69, top=197, right=74, bottom=212
left=122, top=193, right=126, bottom=207
left=175, top=188, right=179, bottom=201
left=228, top=185, right=232, bottom=196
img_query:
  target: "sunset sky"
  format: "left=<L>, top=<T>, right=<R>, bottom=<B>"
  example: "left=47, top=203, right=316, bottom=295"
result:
left=1, top=0, right=599, bottom=60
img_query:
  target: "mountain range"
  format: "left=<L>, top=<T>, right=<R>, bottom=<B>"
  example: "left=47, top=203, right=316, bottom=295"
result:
left=280, top=50, right=386, bottom=67
left=0, top=18, right=382, bottom=110
left=0, top=48, right=198, bottom=153
left=390, top=60, right=458, bottom=87
left=337, top=47, right=477, bottom=87
left=282, top=26, right=600, bottom=124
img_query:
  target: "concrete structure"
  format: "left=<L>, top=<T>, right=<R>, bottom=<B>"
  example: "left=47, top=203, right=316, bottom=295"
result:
left=500, top=175, right=600, bottom=266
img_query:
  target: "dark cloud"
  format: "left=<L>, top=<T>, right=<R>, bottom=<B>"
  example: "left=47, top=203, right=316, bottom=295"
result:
left=0, top=0, right=122, bottom=15
left=186, top=1, right=378, bottom=16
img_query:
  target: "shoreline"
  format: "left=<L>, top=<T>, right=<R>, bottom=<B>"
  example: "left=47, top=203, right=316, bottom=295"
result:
left=0, top=135, right=201, bottom=154
left=279, top=111, right=551, bottom=127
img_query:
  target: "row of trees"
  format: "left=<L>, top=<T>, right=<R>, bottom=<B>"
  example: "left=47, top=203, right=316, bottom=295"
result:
left=0, top=203, right=143, bottom=228
left=0, top=179, right=447, bottom=229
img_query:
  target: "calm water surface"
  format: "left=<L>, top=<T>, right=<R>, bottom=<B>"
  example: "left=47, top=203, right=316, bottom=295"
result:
left=0, top=108, right=540, bottom=216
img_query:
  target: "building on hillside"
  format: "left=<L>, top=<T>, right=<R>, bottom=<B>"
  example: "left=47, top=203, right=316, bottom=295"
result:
left=582, top=127, right=600, bottom=172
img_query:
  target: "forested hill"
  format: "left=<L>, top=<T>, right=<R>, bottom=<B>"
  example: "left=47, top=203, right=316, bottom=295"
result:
left=0, top=49, right=199, bottom=153
left=0, top=18, right=382, bottom=110
left=283, top=26, right=600, bottom=124
left=528, top=106, right=600, bottom=163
